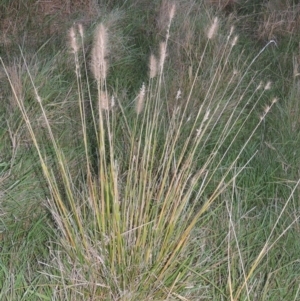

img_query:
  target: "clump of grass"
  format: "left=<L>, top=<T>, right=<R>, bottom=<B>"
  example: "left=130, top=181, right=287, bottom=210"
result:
left=1, top=2, right=290, bottom=299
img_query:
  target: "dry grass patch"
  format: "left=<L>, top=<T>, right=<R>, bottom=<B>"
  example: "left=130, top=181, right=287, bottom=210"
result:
left=257, top=2, right=300, bottom=41
left=0, top=0, right=100, bottom=49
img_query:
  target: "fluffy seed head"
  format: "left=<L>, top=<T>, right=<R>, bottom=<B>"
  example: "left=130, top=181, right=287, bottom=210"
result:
left=207, top=17, right=219, bottom=40
left=175, top=89, right=181, bottom=100
left=91, top=23, right=108, bottom=82
left=69, top=26, right=78, bottom=53
left=231, top=35, right=238, bottom=46
left=149, top=54, right=158, bottom=79
left=203, top=109, right=210, bottom=122
left=99, top=91, right=110, bottom=111
left=169, top=3, right=176, bottom=22
left=78, top=23, right=84, bottom=38
left=256, top=81, right=263, bottom=90
left=159, top=42, right=167, bottom=73
left=264, top=81, right=272, bottom=90
left=136, top=83, right=146, bottom=114
left=264, top=105, right=270, bottom=114
left=111, top=95, right=115, bottom=108
left=165, top=3, right=176, bottom=40
left=272, top=97, right=278, bottom=104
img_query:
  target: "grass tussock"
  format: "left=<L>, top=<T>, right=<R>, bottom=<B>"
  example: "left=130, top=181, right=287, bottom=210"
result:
left=1, top=1, right=300, bottom=300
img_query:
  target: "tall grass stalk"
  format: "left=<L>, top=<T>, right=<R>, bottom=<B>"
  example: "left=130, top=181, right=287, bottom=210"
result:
left=1, top=6, right=283, bottom=299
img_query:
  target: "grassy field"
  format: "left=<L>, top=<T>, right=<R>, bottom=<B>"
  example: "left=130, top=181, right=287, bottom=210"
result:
left=1, top=1, right=300, bottom=300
